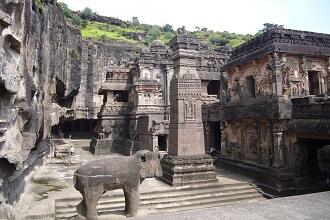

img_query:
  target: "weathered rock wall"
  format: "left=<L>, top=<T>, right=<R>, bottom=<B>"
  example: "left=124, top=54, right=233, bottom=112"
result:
left=0, top=0, right=83, bottom=205
left=0, top=0, right=141, bottom=206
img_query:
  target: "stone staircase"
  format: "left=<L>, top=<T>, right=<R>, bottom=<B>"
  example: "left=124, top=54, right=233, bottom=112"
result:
left=55, top=181, right=266, bottom=219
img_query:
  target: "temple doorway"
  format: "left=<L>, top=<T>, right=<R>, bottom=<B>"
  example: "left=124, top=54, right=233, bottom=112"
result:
left=207, top=81, right=220, bottom=98
left=209, top=121, right=221, bottom=153
left=308, top=71, right=320, bottom=95
left=158, top=135, right=167, bottom=152
left=296, top=138, right=329, bottom=183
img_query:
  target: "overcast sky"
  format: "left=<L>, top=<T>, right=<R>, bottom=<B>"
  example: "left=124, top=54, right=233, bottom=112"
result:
left=58, top=0, right=330, bottom=35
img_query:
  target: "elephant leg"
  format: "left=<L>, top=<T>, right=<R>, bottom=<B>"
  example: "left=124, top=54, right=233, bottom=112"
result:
left=79, top=185, right=104, bottom=220
left=123, top=186, right=140, bottom=217
left=76, top=198, right=87, bottom=218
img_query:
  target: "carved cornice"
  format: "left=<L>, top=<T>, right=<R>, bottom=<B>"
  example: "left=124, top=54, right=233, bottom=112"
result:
left=223, top=28, right=330, bottom=70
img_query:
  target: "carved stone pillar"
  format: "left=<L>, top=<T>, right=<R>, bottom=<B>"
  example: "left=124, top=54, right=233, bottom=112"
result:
left=160, top=33, right=217, bottom=186
left=273, top=52, right=283, bottom=96
left=203, top=121, right=210, bottom=153
left=220, top=122, right=228, bottom=156
left=299, top=55, right=309, bottom=95
left=326, top=57, right=330, bottom=95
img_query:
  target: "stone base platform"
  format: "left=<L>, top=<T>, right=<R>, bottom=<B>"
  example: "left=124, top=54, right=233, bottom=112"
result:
left=216, top=156, right=329, bottom=196
left=160, top=154, right=217, bottom=186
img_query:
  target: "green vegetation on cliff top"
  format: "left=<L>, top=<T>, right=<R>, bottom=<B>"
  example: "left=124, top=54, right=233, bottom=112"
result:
left=80, top=21, right=145, bottom=46
left=59, top=3, right=253, bottom=48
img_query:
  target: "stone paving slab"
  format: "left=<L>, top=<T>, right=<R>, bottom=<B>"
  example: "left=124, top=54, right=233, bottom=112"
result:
left=134, top=191, right=330, bottom=220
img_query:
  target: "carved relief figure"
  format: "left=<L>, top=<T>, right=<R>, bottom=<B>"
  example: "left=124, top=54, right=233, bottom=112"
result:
left=281, top=63, right=302, bottom=96
left=151, top=120, right=168, bottom=135
left=256, top=64, right=273, bottom=96
left=220, top=73, right=230, bottom=102
left=185, top=101, right=196, bottom=120
left=229, top=78, right=241, bottom=102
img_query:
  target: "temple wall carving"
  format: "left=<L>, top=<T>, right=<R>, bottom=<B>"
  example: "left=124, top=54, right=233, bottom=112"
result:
left=213, top=27, right=330, bottom=193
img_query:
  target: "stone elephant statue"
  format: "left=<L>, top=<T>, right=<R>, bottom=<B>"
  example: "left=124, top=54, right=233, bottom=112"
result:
left=73, top=150, right=163, bottom=219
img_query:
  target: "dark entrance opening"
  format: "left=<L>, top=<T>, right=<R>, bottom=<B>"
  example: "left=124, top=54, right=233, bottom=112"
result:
left=209, top=121, right=221, bottom=153
left=207, top=80, right=220, bottom=98
left=308, top=71, right=320, bottom=95
left=114, top=91, right=129, bottom=102
left=51, top=119, right=97, bottom=139
left=246, top=76, right=256, bottom=98
left=158, top=135, right=167, bottom=151
left=296, top=138, right=330, bottom=186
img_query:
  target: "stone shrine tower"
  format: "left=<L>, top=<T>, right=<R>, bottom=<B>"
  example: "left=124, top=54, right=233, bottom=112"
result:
left=160, top=32, right=217, bottom=186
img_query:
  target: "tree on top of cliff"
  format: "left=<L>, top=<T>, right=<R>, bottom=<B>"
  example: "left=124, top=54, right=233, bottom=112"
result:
left=162, top=24, right=174, bottom=33
left=81, top=7, right=93, bottom=20
left=132, top=17, right=140, bottom=26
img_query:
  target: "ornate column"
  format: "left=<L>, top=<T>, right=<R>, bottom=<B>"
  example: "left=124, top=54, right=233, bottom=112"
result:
left=273, top=52, right=283, bottom=96
left=160, top=32, right=217, bottom=186
left=326, top=57, right=330, bottom=95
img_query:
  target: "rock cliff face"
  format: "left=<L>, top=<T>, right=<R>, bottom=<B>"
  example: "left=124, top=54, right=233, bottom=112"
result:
left=0, top=0, right=84, bottom=204
left=0, top=0, right=141, bottom=205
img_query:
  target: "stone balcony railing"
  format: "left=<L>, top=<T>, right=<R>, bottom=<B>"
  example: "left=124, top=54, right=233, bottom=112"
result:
left=105, top=78, right=132, bottom=84
left=100, top=78, right=132, bottom=92
left=101, top=103, right=132, bottom=116
left=74, top=106, right=99, bottom=119
left=201, top=94, right=219, bottom=105
left=133, top=105, right=166, bottom=114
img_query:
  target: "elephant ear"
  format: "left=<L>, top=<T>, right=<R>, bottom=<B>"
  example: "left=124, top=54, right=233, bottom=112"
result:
left=135, top=150, right=151, bottom=161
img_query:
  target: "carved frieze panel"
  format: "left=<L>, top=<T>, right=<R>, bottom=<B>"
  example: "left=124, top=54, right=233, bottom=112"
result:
left=243, top=121, right=259, bottom=162
left=184, top=100, right=196, bottom=121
